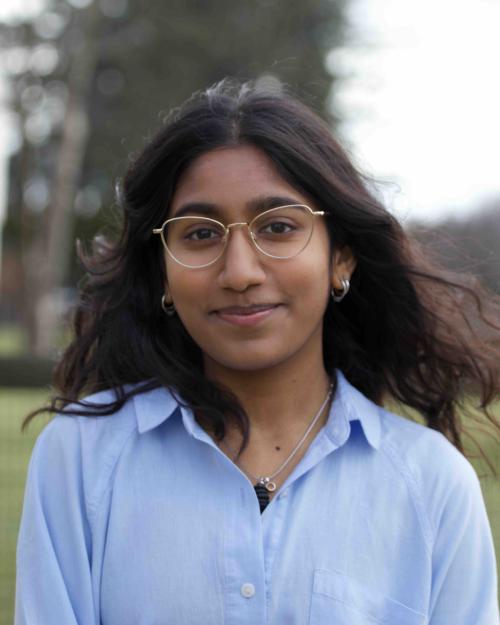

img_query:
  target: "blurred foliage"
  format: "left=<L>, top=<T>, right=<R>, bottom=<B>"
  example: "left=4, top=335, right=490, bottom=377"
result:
left=1, top=0, right=348, bottom=298
left=408, top=199, right=500, bottom=296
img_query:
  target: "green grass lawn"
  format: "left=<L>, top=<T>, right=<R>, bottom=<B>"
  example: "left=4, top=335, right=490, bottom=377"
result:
left=0, top=325, right=27, bottom=357
left=0, top=389, right=51, bottom=625
left=1, top=389, right=499, bottom=623
left=0, top=323, right=72, bottom=358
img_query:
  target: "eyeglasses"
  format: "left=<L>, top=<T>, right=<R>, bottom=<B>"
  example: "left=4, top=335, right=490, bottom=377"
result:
left=152, top=204, right=325, bottom=269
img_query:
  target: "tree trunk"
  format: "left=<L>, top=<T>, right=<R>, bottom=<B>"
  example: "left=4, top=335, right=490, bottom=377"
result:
left=32, top=2, right=102, bottom=357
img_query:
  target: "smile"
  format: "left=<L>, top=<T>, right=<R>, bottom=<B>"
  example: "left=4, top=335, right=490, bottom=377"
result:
left=213, top=305, right=281, bottom=327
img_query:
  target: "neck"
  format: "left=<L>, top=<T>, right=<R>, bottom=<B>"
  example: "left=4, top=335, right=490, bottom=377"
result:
left=203, top=351, right=333, bottom=443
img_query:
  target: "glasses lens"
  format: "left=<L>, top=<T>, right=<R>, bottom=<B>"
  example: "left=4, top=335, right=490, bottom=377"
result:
left=251, top=205, right=313, bottom=259
left=163, top=217, right=225, bottom=267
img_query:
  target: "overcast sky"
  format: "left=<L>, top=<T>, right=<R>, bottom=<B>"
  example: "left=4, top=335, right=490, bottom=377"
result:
left=1, top=0, right=500, bottom=225
left=328, top=0, right=500, bottom=223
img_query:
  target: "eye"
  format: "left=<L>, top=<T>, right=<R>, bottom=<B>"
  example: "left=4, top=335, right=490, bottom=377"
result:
left=259, top=220, right=296, bottom=235
left=185, top=227, right=221, bottom=241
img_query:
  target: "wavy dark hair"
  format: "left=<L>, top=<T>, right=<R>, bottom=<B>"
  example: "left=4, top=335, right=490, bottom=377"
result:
left=24, top=78, right=500, bottom=472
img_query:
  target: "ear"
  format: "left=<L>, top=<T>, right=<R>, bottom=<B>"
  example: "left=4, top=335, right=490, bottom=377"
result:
left=331, top=245, right=357, bottom=290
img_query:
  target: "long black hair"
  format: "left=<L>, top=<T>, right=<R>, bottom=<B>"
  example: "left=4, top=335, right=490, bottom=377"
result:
left=24, top=78, right=500, bottom=471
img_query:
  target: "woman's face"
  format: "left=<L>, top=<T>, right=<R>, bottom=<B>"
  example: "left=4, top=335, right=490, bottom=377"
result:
left=163, top=144, right=353, bottom=375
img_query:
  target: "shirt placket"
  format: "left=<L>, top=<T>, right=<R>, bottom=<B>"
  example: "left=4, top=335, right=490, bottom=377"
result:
left=180, top=405, right=348, bottom=625
left=181, top=406, right=268, bottom=625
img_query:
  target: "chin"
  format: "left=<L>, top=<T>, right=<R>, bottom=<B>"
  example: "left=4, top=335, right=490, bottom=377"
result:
left=204, top=345, right=292, bottom=373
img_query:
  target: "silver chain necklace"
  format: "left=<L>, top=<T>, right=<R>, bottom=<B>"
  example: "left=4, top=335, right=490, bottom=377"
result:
left=224, top=383, right=334, bottom=500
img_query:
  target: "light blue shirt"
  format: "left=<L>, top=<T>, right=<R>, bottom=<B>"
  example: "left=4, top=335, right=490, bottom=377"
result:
left=15, top=371, right=499, bottom=624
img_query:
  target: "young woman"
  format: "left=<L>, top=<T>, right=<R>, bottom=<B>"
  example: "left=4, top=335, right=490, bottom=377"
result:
left=15, top=79, right=499, bottom=625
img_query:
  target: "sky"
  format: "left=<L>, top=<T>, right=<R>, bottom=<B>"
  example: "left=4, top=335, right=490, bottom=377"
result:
left=328, top=0, right=500, bottom=223
left=1, top=0, right=500, bottom=227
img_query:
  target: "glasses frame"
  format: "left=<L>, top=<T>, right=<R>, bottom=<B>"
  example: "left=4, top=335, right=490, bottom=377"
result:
left=152, top=204, right=326, bottom=269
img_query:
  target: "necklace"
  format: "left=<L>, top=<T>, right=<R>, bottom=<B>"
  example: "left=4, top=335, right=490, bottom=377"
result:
left=224, top=383, right=334, bottom=512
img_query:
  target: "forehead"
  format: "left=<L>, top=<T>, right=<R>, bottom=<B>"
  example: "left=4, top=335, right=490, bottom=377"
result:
left=170, top=144, right=310, bottom=217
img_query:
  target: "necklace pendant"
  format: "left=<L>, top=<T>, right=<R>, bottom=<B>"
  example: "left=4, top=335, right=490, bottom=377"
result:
left=259, top=477, right=277, bottom=492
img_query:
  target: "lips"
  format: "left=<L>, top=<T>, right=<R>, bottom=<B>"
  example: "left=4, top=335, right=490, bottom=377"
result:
left=213, top=304, right=279, bottom=315
left=212, top=304, right=282, bottom=327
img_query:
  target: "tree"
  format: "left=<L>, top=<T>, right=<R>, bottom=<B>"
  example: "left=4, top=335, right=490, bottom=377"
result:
left=1, top=0, right=349, bottom=356
left=408, top=198, right=500, bottom=296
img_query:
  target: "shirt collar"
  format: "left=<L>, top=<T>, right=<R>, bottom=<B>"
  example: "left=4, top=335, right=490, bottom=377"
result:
left=133, top=370, right=382, bottom=450
left=134, top=383, right=179, bottom=434
left=324, top=370, right=382, bottom=450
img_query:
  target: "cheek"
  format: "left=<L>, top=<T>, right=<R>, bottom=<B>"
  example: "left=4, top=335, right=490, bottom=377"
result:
left=291, top=240, right=332, bottom=298
left=292, top=265, right=331, bottom=317
left=165, top=264, right=207, bottom=308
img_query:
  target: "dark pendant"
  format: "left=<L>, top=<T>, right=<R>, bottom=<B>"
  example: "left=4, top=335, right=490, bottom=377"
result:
left=254, top=483, right=270, bottom=513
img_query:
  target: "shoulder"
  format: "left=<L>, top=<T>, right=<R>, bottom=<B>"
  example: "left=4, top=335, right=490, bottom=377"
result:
left=36, top=385, right=139, bottom=456
left=377, top=406, right=482, bottom=540
left=31, top=383, right=170, bottom=523
left=378, top=406, right=478, bottom=487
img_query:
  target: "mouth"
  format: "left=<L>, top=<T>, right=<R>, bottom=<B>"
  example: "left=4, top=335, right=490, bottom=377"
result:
left=211, top=304, right=282, bottom=327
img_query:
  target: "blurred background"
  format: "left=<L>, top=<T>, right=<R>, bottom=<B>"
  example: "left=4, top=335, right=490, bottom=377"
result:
left=0, top=0, right=499, bottom=621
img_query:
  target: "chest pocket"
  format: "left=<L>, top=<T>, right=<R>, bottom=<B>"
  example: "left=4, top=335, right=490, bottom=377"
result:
left=309, top=569, right=427, bottom=625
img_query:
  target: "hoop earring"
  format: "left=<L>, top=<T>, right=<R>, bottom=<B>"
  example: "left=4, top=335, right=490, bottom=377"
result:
left=161, top=294, right=176, bottom=317
left=331, top=277, right=350, bottom=303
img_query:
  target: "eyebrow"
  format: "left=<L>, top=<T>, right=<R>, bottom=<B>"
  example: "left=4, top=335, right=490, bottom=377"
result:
left=171, top=195, right=304, bottom=219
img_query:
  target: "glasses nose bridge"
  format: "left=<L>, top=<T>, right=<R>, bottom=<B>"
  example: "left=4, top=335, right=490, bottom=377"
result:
left=223, top=219, right=259, bottom=254
left=226, top=220, right=250, bottom=231
left=225, top=220, right=256, bottom=241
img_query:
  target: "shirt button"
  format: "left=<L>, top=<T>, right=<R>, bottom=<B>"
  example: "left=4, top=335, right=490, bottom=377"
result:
left=240, top=583, right=255, bottom=598
left=280, top=489, right=289, bottom=498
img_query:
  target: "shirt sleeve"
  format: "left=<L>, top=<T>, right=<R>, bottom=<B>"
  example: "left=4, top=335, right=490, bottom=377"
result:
left=428, top=455, right=499, bottom=625
left=15, top=416, right=97, bottom=625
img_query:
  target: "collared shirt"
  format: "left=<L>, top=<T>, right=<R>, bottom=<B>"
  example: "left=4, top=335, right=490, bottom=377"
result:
left=15, top=370, right=499, bottom=625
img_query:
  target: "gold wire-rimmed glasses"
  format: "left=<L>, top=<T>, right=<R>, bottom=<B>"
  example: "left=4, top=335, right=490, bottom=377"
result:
left=152, top=204, right=326, bottom=269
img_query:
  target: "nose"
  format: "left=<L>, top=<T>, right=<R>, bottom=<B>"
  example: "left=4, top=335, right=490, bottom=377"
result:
left=217, top=225, right=266, bottom=291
